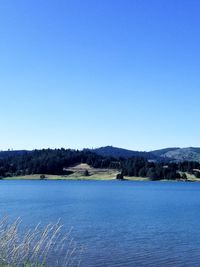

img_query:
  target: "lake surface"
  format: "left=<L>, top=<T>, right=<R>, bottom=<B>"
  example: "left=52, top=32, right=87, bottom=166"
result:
left=0, top=180, right=200, bottom=266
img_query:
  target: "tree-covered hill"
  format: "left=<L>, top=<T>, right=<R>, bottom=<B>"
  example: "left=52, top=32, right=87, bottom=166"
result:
left=151, top=147, right=180, bottom=157
left=90, top=146, right=200, bottom=163
left=89, top=146, right=157, bottom=160
left=151, top=147, right=200, bottom=162
left=0, top=150, right=28, bottom=159
left=2, top=146, right=200, bottom=164
left=0, top=148, right=200, bottom=181
left=0, top=149, right=119, bottom=177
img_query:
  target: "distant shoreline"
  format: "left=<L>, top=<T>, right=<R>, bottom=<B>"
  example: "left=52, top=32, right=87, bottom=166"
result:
left=2, top=174, right=199, bottom=182
left=1, top=163, right=200, bottom=182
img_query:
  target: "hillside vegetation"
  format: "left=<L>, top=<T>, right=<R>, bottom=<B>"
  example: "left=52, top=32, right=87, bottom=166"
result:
left=90, top=146, right=157, bottom=160
left=1, top=148, right=200, bottom=181
left=152, top=147, right=200, bottom=162
left=2, top=146, right=200, bottom=163
left=88, top=146, right=200, bottom=163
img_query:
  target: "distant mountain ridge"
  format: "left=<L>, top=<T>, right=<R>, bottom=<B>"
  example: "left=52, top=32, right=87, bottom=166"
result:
left=151, top=147, right=180, bottom=157
left=152, top=147, right=200, bottom=162
left=90, top=146, right=158, bottom=160
left=1, top=146, right=200, bottom=162
left=91, top=146, right=200, bottom=162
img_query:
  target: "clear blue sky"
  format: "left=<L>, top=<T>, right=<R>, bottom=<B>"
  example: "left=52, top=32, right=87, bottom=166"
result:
left=0, top=0, right=200, bottom=151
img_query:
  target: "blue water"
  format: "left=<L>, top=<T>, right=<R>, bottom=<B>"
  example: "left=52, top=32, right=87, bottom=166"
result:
left=0, top=180, right=200, bottom=266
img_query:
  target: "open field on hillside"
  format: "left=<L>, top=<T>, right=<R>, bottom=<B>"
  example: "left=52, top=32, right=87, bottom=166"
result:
left=4, top=164, right=119, bottom=180
left=3, top=164, right=149, bottom=181
left=184, top=172, right=200, bottom=181
left=3, top=164, right=200, bottom=182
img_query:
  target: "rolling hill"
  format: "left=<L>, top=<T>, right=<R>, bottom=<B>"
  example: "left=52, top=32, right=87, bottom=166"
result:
left=1, top=146, right=200, bottom=163
left=90, top=146, right=157, bottom=160
left=91, top=146, right=200, bottom=162
left=151, top=147, right=200, bottom=162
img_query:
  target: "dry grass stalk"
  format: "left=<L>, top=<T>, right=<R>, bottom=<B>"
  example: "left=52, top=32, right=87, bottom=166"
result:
left=0, top=217, right=82, bottom=267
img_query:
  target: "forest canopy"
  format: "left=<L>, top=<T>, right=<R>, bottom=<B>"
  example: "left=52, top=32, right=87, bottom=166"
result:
left=0, top=148, right=199, bottom=180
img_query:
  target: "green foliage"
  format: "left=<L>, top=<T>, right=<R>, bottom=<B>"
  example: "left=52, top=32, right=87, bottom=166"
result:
left=194, top=171, right=200, bottom=178
left=40, top=174, right=46, bottom=180
left=181, top=173, right=187, bottom=179
left=147, top=167, right=160, bottom=181
left=0, top=148, right=200, bottom=181
left=83, top=170, right=89, bottom=176
left=116, top=173, right=124, bottom=180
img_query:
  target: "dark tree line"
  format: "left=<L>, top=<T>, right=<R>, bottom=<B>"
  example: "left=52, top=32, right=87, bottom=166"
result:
left=0, top=149, right=117, bottom=177
left=120, top=158, right=181, bottom=180
left=121, top=158, right=200, bottom=180
left=0, top=148, right=200, bottom=180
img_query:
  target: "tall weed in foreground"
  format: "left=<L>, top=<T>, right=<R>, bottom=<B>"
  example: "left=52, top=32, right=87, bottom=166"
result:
left=0, top=217, right=82, bottom=267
